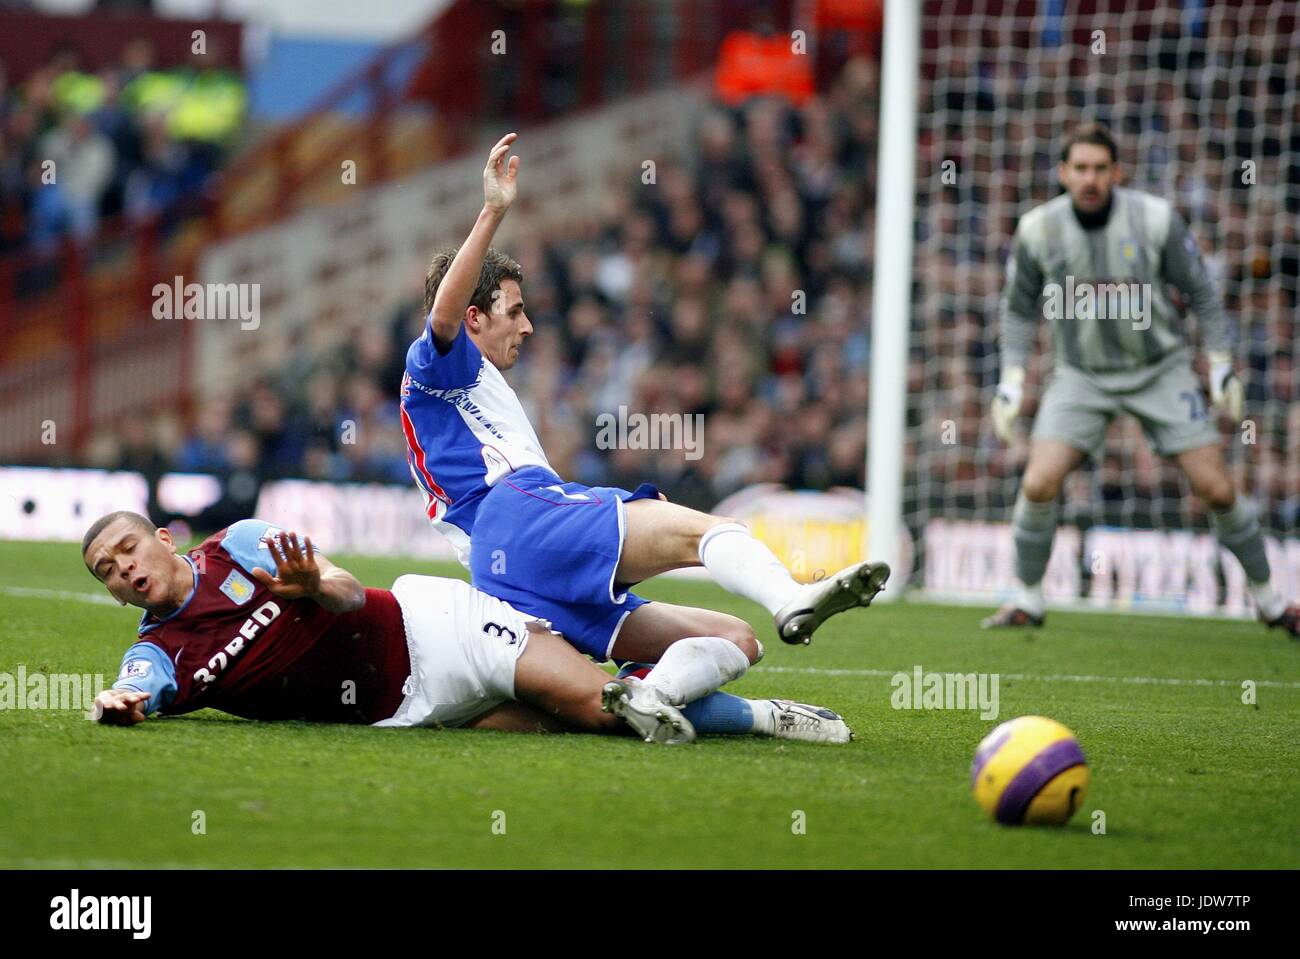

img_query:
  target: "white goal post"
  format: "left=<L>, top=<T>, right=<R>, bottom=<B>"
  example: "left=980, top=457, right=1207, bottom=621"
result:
left=867, top=0, right=920, bottom=599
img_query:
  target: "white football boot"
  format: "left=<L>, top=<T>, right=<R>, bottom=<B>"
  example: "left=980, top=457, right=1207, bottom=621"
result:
left=774, top=560, right=891, bottom=645
left=769, top=700, right=853, bottom=744
left=601, top=677, right=696, bottom=745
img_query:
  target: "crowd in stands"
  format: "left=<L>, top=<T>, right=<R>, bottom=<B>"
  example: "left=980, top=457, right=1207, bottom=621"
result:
left=88, top=51, right=881, bottom=523
left=0, top=37, right=244, bottom=256
left=63, top=9, right=1300, bottom=540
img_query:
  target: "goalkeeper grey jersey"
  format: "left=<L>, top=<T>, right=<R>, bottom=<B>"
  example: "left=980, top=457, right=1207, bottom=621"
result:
left=999, top=185, right=1231, bottom=391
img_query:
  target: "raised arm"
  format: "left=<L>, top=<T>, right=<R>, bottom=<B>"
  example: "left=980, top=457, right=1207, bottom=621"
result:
left=428, top=132, right=520, bottom=349
left=251, top=530, right=366, bottom=614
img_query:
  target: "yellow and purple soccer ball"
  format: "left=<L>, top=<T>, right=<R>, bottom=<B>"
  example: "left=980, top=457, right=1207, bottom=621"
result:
left=971, top=716, right=1089, bottom=825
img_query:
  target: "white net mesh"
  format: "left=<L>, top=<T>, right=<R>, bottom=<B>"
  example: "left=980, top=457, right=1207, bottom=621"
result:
left=908, top=0, right=1300, bottom=611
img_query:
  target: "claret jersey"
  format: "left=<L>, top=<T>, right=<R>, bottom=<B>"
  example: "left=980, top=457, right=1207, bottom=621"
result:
left=111, top=520, right=410, bottom=724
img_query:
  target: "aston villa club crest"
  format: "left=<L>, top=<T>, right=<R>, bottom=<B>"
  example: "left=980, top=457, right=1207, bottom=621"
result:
left=219, top=569, right=256, bottom=605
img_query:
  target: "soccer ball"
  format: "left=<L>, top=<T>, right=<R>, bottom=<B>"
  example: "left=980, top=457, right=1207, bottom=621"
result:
left=971, top=715, right=1089, bottom=826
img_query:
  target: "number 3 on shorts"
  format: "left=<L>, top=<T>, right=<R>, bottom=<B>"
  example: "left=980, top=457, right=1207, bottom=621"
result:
left=483, top=621, right=519, bottom=645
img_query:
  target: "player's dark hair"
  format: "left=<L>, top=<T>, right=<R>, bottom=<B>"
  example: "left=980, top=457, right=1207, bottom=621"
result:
left=1060, top=122, right=1119, bottom=164
left=81, top=511, right=154, bottom=568
left=424, top=247, right=523, bottom=318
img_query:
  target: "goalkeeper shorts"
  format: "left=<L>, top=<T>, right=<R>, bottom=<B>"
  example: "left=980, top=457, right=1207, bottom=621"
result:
left=1032, top=361, right=1220, bottom=461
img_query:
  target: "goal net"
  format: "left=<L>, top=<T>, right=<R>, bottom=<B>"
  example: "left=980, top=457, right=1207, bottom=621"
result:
left=906, top=0, right=1299, bottom=615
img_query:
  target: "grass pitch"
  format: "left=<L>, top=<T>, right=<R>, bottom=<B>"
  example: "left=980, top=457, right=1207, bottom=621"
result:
left=1, top=538, right=1296, bottom=869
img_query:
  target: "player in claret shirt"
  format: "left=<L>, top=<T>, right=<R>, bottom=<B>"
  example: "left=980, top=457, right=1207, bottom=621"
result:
left=83, top=511, right=855, bottom=744
left=83, top=510, right=685, bottom=739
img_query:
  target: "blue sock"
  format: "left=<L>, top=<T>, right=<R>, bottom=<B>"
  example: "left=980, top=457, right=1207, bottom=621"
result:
left=681, top=691, right=754, bottom=735
left=617, top=663, right=757, bottom=736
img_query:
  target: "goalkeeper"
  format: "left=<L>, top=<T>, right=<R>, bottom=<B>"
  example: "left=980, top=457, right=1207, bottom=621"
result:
left=986, top=123, right=1297, bottom=635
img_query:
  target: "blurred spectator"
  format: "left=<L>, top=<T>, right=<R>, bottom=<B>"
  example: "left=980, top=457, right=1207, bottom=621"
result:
left=38, top=114, right=113, bottom=240
left=714, top=9, right=815, bottom=108
left=176, top=402, right=233, bottom=474
left=0, top=36, right=244, bottom=254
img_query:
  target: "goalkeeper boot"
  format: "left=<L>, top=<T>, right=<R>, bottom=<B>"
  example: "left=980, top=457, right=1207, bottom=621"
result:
left=980, top=603, right=1046, bottom=629
left=601, top=676, right=696, bottom=745
left=774, top=560, right=891, bottom=645
left=1261, top=604, right=1300, bottom=638
left=766, top=700, right=853, bottom=744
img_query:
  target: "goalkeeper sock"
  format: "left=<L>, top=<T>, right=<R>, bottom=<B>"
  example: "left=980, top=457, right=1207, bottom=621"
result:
left=1011, top=491, right=1059, bottom=593
left=1248, top=580, right=1285, bottom=623
left=698, top=523, right=802, bottom=616
left=642, top=636, right=750, bottom=706
left=1015, top=581, right=1045, bottom=617
left=1211, top=496, right=1273, bottom=588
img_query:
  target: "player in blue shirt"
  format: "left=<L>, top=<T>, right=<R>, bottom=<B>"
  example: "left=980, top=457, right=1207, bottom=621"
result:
left=399, top=133, right=890, bottom=704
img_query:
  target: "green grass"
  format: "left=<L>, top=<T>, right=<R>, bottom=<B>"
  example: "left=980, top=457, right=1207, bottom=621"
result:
left=1, top=538, right=1297, bottom=869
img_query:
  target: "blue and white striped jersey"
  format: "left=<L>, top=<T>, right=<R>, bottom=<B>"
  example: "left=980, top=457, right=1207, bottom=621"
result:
left=400, top=315, right=553, bottom=564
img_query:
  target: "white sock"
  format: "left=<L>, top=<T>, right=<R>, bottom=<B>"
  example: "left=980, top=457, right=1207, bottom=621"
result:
left=642, top=636, right=751, bottom=705
left=698, top=523, right=802, bottom=616
left=1016, top=581, right=1045, bottom=617
left=748, top=699, right=778, bottom=735
left=1249, top=579, right=1285, bottom=621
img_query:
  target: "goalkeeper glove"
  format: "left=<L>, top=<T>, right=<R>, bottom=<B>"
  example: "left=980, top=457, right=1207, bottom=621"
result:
left=991, top=366, right=1025, bottom=443
left=1207, top=351, right=1243, bottom=422
left=993, top=363, right=1024, bottom=441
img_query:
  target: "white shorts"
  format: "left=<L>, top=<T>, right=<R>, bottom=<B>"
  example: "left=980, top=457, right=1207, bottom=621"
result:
left=374, top=575, right=536, bottom=729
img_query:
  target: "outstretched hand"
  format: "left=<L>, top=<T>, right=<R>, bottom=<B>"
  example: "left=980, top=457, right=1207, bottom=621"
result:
left=251, top=530, right=321, bottom=600
left=484, top=132, right=520, bottom=213
left=94, top=688, right=151, bottom=725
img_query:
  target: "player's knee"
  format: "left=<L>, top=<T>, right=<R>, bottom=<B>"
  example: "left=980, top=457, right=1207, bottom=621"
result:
left=1021, top=470, right=1062, bottom=503
left=1197, top=478, right=1236, bottom=510
left=716, top=616, right=761, bottom=664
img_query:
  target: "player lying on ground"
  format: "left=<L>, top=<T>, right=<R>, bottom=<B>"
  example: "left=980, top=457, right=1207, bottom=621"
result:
left=398, top=132, right=889, bottom=687
left=83, top=511, right=854, bottom=743
left=988, top=122, right=1299, bottom=636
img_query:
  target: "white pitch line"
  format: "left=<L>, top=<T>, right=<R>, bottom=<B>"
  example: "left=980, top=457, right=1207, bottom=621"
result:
left=755, top=665, right=1300, bottom=690
left=0, top=586, right=118, bottom=606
